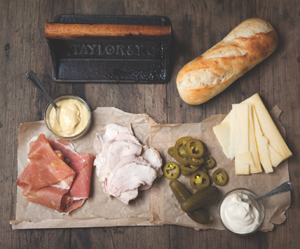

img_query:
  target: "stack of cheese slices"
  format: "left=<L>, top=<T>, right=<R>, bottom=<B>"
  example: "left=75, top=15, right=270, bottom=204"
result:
left=213, top=93, right=292, bottom=175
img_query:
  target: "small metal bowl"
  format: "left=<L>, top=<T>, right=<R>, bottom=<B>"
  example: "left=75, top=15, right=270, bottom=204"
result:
left=218, top=188, right=265, bottom=235
left=44, top=95, right=91, bottom=140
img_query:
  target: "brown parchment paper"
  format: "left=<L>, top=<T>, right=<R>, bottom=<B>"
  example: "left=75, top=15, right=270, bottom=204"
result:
left=150, top=107, right=291, bottom=231
left=12, top=107, right=291, bottom=231
left=12, top=107, right=159, bottom=229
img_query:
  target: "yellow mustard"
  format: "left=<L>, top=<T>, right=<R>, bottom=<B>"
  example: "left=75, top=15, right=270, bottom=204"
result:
left=49, top=99, right=89, bottom=137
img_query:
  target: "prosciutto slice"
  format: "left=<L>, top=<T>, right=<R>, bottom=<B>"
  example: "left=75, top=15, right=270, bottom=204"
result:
left=17, top=134, right=95, bottom=214
left=48, top=138, right=86, bottom=172
left=17, top=134, right=75, bottom=195
left=94, top=124, right=163, bottom=204
left=69, top=153, right=94, bottom=199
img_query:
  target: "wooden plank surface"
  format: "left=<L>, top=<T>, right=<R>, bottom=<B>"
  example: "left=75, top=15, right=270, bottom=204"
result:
left=0, top=0, right=299, bottom=248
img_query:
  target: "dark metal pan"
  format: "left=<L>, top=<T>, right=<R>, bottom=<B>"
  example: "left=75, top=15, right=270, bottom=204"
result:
left=46, top=15, right=172, bottom=83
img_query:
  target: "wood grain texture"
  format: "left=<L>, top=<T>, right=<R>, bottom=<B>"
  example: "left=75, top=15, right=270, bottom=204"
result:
left=1, top=0, right=300, bottom=248
left=0, top=0, right=74, bottom=248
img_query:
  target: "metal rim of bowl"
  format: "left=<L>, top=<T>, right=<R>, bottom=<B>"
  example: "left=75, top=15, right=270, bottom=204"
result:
left=44, top=94, right=91, bottom=140
left=218, top=188, right=265, bottom=236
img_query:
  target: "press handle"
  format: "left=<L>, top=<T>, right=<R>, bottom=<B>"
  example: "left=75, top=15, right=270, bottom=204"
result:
left=45, top=23, right=171, bottom=40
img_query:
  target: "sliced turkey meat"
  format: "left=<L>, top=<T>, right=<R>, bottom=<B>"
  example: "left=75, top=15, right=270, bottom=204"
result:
left=94, top=124, right=134, bottom=154
left=142, top=146, right=163, bottom=177
left=105, top=156, right=157, bottom=199
left=117, top=190, right=139, bottom=204
left=95, top=137, right=142, bottom=183
left=94, top=124, right=162, bottom=204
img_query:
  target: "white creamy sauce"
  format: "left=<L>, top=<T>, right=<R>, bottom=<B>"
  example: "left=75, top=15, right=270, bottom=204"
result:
left=220, top=193, right=260, bottom=234
left=49, top=99, right=89, bottom=137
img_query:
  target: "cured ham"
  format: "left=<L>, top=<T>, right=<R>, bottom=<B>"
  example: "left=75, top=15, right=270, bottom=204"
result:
left=69, top=153, right=94, bottom=199
left=17, top=134, right=95, bottom=214
left=17, top=135, right=75, bottom=196
left=48, top=138, right=87, bottom=172
left=94, top=124, right=163, bottom=204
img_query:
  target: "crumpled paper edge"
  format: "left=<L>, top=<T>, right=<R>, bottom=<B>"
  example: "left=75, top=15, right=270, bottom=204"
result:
left=11, top=106, right=291, bottom=231
left=10, top=217, right=158, bottom=230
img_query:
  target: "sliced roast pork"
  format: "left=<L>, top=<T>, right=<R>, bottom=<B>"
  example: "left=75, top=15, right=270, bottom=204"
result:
left=142, top=146, right=163, bottom=177
left=94, top=124, right=162, bottom=204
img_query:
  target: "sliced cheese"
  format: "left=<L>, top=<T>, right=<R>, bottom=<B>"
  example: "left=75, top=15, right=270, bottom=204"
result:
left=249, top=104, right=262, bottom=173
left=235, top=151, right=255, bottom=175
left=268, top=145, right=284, bottom=167
left=235, top=104, right=249, bottom=155
left=212, top=109, right=234, bottom=159
left=213, top=93, right=291, bottom=175
left=253, top=107, right=273, bottom=173
left=229, top=104, right=249, bottom=159
left=228, top=106, right=239, bottom=159
left=213, top=122, right=231, bottom=158
left=242, top=93, right=292, bottom=160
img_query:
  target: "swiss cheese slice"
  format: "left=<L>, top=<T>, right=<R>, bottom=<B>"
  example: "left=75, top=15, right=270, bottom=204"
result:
left=212, top=110, right=233, bottom=159
left=234, top=104, right=249, bottom=155
left=235, top=151, right=255, bottom=175
left=242, top=94, right=292, bottom=161
left=213, top=93, right=291, bottom=174
left=268, top=145, right=284, bottom=167
left=253, top=108, right=273, bottom=173
left=228, top=104, right=249, bottom=159
left=228, top=106, right=239, bottom=159
left=249, top=105, right=262, bottom=173
left=230, top=104, right=254, bottom=175
left=213, top=122, right=231, bottom=158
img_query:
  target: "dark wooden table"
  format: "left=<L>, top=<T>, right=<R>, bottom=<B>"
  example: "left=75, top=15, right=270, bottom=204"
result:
left=1, top=0, right=299, bottom=248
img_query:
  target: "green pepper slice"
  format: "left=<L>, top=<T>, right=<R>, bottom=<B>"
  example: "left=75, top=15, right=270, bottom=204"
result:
left=199, top=166, right=207, bottom=173
left=212, top=168, right=228, bottom=186
left=175, top=136, right=192, bottom=148
left=168, top=146, right=188, bottom=165
left=190, top=170, right=210, bottom=191
left=180, top=163, right=200, bottom=174
left=172, top=147, right=190, bottom=166
left=168, top=147, right=175, bottom=157
left=203, top=156, right=216, bottom=170
left=175, top=136, right=192, bottom=158
left=181, top=169, right=192, bottom=176
left=177, top=145, right=189, bottom=158
left=185, top=139, right=204, bottom=158
left=163, top=162, right=181, bottom=180
left=188, top=157, right=204, bottom=166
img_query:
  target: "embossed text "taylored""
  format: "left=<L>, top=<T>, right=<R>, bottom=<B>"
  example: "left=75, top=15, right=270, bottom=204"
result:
left=69, top=43, right=158, bottom=56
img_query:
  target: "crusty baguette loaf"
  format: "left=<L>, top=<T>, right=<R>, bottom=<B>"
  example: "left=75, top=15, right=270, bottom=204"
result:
left=176, top=18, right=278, bottom=105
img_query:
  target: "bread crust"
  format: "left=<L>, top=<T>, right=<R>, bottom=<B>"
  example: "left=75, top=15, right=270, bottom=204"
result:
left=176, top=18, right=278, bottom=105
